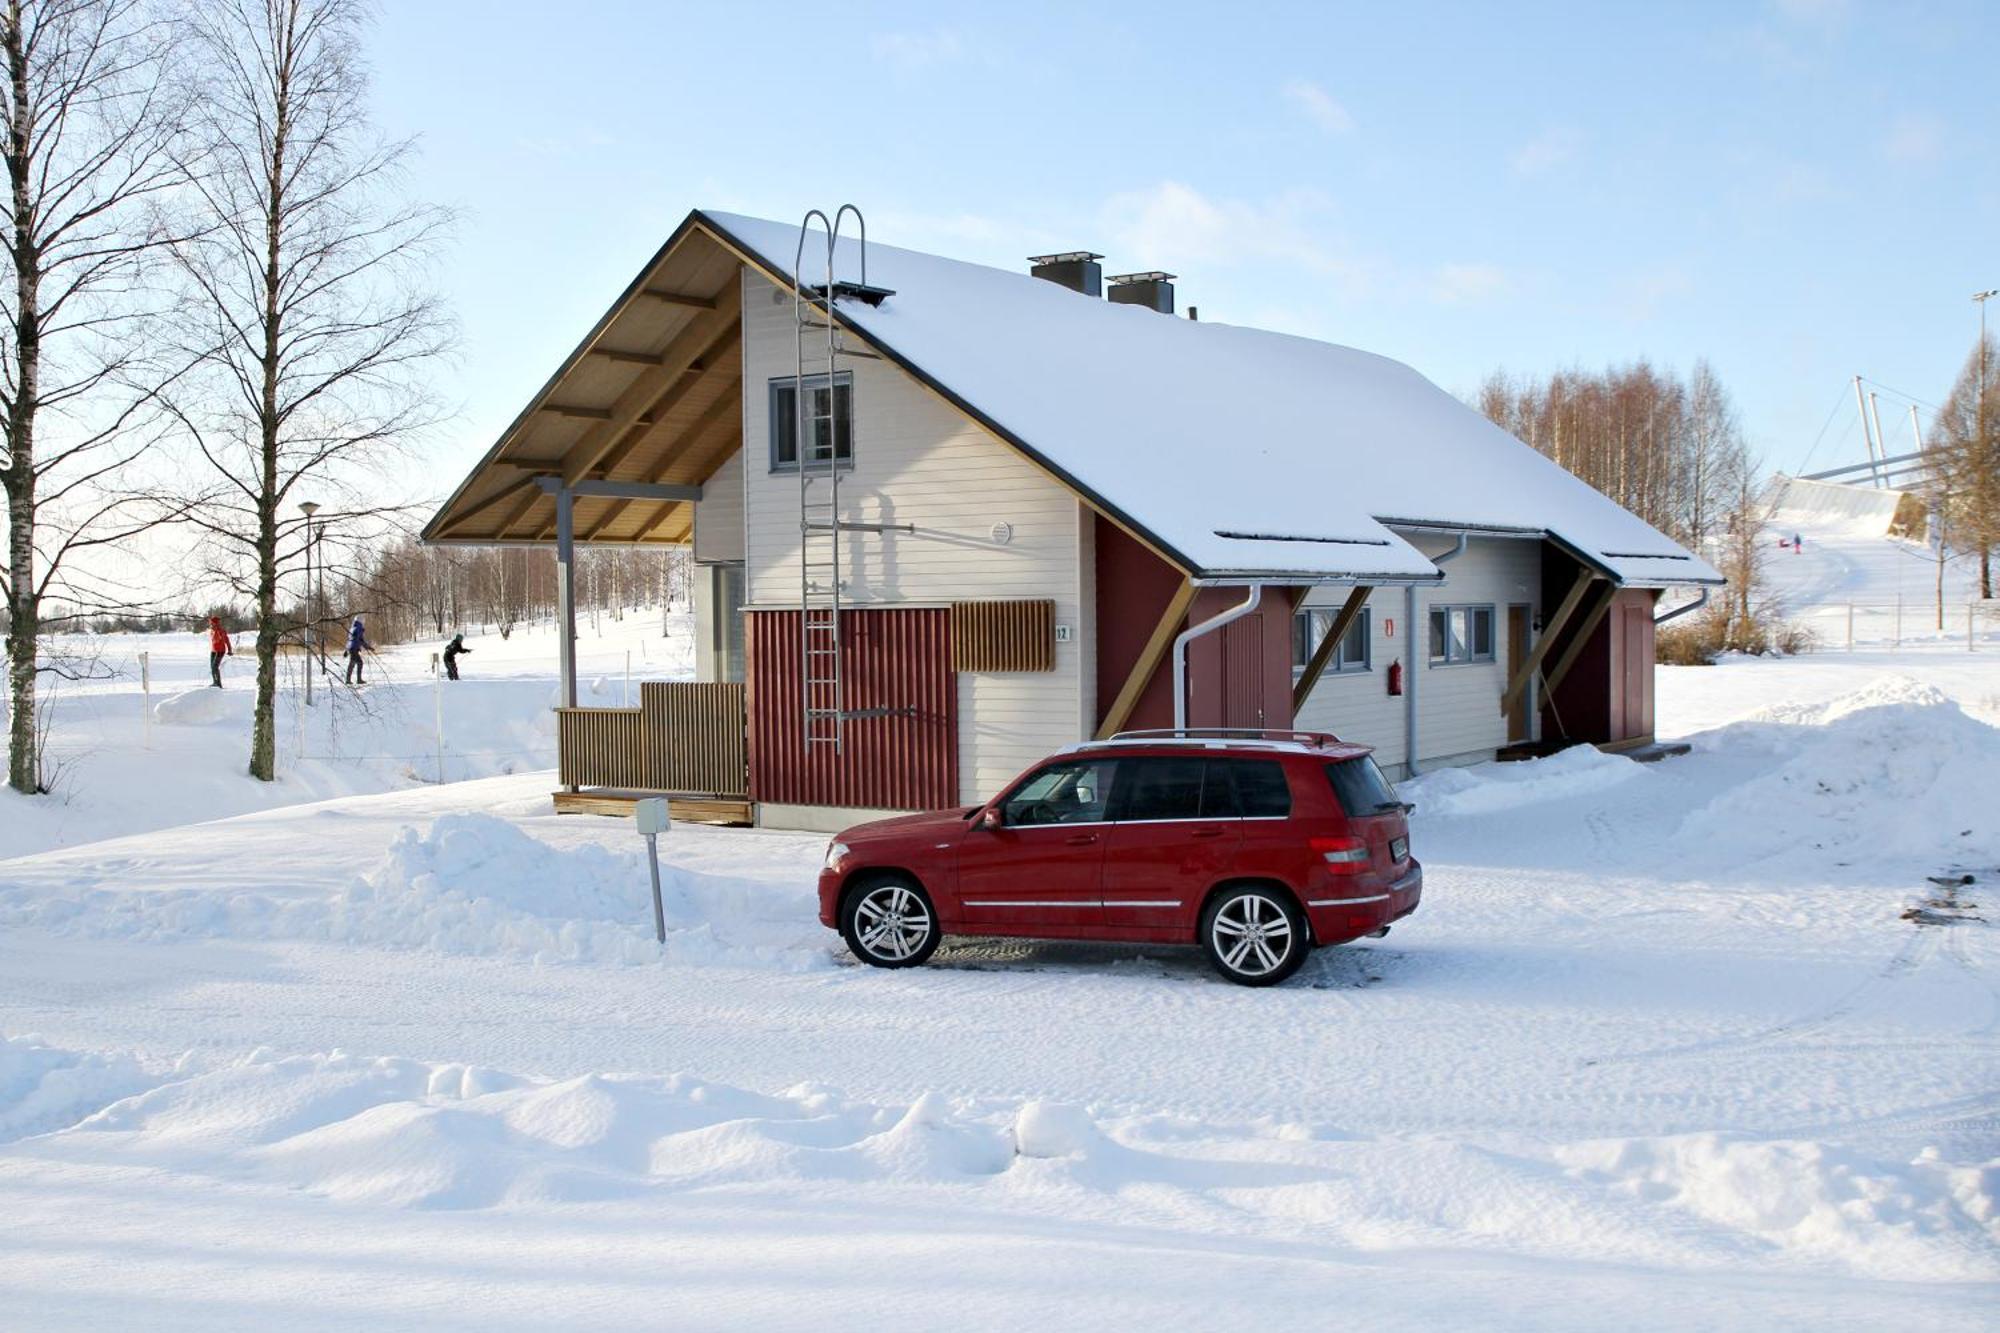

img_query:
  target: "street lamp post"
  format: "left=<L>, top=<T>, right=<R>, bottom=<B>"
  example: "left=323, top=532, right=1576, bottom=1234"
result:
left=1978, top=291, right=1998, bottom=599
left=299, top=501, right=320, bottom=705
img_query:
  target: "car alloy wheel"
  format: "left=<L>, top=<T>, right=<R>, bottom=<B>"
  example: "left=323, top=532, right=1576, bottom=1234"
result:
left=841, top=875, right=941, bottom=969
left=1202, top=887, right=1306, bottom=986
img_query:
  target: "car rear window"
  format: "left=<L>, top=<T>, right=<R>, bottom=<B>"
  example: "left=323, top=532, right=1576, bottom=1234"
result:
left=1325, top=756, right=1401, bottom=817
left=1212, top=759, right=1291, bottom=818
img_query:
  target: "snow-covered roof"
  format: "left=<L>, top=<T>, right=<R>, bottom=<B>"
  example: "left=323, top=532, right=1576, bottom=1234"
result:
left=703, top=210, right=1722, bottom=588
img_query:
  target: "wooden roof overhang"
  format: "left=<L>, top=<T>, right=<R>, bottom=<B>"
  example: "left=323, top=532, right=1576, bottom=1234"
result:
left=422, top=218, right=750, bottom=547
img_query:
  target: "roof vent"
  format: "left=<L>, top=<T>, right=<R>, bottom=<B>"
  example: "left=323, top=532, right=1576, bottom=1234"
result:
left=1108, top=271, right=1176, bottom=314
left=1029, top=251, right=1103, bottom=297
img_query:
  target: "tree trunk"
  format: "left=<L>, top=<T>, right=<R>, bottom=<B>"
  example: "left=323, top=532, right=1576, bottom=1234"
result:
left=249, top=42, right=289, bottom=783
left=5, top=3, right=39, bottom=794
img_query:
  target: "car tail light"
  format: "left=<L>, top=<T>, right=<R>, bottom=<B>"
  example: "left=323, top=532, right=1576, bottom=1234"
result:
left=1310, top=835, right=1370, bottom=874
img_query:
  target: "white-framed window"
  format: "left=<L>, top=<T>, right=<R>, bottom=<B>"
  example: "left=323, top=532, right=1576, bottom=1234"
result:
left=1292, top=606, right=1370, bottom=675
left=769, top=372, right=853, bottom=471
left=1428, top=604, right=1496, bottom=665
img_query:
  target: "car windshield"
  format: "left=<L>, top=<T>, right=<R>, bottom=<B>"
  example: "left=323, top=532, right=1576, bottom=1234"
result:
left=1325, top=755, right=1401, bottom=817
left=1002, top=759, right=1115, bottom=826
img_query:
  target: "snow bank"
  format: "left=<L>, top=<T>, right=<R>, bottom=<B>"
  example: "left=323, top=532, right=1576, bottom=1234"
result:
left=15, top=1043, right=1993, bottom=1283
left=1681, top=676, right=2000, bottom=871
left=151, top=687, right=239, bottom=726
left=1561, top=1134, right=1999, bottom=1281
left=1404, top=744, right=1643, bottom=818
left=0, top=813, right=834, bottom=971
left=0, top=1035, right=161, bottom=1142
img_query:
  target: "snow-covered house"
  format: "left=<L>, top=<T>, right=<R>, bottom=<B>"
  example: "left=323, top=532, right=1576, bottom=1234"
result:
left=425, top=209, right=1722, bottom=829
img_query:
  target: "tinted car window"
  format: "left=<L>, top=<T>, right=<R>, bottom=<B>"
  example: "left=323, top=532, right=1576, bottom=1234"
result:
left=1003, top=758, right=1116, bottom=826
left=1325, top=756, right=1401, bottom=817
left=1112, top=757, right=1205, bottom=820
left=1216, top=759, right=1291, bottom=817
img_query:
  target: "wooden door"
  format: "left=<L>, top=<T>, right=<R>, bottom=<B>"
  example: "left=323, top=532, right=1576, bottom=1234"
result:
left=1506, top=604, right=1531, bottom=743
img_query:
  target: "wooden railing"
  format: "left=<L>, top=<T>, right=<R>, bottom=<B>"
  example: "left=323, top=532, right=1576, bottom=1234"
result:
left=557, top=681, right=747, bottom=796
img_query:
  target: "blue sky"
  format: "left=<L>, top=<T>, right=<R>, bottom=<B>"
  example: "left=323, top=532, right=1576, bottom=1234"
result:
left=370, top=0, right=1997, bottom=485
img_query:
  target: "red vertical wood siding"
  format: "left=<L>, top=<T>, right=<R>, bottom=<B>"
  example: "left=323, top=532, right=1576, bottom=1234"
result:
left=746, top=608, right=958, bottom=810
left=1093, top=516, right=1187, bottom=733
left=1183, top=586, right=1297, bottom=731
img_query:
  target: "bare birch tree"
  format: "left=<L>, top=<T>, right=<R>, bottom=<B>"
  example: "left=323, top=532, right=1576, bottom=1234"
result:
left=166, top=0, right=448, bottom=780
left=1, top=0, right=190, bottom=792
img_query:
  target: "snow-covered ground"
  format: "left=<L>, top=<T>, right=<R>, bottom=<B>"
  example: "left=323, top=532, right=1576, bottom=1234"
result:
left=0, top=533, right=1995, bottom=1326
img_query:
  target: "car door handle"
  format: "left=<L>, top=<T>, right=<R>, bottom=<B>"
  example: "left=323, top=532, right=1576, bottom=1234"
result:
left=1065, top=833, right=1099, bottom=846
left=1191, top=827, right=1226, bottom=839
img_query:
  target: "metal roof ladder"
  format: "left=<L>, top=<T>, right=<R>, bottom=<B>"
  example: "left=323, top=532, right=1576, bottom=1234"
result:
left=794, top=206, right=873, bottom=754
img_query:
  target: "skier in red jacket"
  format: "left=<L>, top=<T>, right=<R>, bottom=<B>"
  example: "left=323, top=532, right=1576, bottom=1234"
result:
left=207, top=616, right=232, bottom=687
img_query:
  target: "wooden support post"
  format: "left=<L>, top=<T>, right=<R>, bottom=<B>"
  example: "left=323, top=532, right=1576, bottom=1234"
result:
left=1539, top=582, right=1619, bottom=703
left=1499, top=567, right=1595, bottom=716
left=1291, top=585, right=1372, bottom=712
left=1095, top=579, right=1196, bottom=739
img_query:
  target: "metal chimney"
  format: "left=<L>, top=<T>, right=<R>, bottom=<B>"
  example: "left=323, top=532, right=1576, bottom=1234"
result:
left=1108, top=271, right=1176, bottom=314
left=1028, top=251, right=1103, bottom=297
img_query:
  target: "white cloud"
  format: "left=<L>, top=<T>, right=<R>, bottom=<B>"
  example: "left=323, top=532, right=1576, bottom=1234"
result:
left=1431, top=263, right=1510, bottom=305
left=1098, top=181, right=1369, bottom=288
left=871, top=29, right=963, bottom=70
left=1510, top=127, right=1583, bottom=176
left=1882, top=112, right=1944, bottom=165
left=1281, top=78, right=1355, bottom=136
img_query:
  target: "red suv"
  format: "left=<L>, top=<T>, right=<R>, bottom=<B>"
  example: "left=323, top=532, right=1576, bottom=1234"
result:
left=817, top=731, right=1421, bottom=986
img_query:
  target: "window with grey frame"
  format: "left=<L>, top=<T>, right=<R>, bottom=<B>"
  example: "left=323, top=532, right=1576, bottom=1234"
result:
left=1428, top=603, right=1495, bottom=665
left=1292, top=606, right=1370, bottom=675
left=769, top=372, right=853, bottom=471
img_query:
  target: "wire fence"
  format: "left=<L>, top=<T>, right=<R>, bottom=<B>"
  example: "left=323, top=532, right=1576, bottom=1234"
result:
left=1790, top=600, right=2000, bottom=652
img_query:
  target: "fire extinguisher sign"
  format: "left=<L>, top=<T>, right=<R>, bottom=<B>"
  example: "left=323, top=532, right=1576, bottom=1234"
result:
left=1384, top=618, right=1395, bottom=637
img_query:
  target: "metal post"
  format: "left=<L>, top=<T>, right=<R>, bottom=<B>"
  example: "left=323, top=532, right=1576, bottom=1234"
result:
left=646, top=833, right=665, bottom=943
left=1867, top=392, right=1889, bottom=489
left=1852, top=375, right=1878, bottom=484
left=302, top=532, right=313, bottom=708
left=554, top=483, right=577, bottom=710
left=434, top=653, right=445, bottom=783
left=625, top=649, right=631, bottom=708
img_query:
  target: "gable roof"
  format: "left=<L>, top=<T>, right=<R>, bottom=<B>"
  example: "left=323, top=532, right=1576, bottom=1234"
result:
left=701, top=209, right=1721, bottom=588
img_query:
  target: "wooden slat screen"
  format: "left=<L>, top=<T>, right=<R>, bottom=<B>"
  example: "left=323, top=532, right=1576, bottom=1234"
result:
left=556, top=708, right=649, bottom=788
left=950, top=598, right=1055, bottom=672
left=643, top=681, right=748, bottom=796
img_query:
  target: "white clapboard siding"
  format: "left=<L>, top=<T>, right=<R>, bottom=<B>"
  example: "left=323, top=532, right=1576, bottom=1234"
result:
left=692, top=445, right=745, bottom=565
left=1297, top=535, right=1542, bottom=777
left=737, top=268, right=1087, bottom=803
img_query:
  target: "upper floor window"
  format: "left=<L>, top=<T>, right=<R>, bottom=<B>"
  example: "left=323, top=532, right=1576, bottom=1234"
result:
left=770, top=372, right=853, bottom=471
left=1428, top=604, right=1495, bottom=665
left=1292, top=606, right=1370, bottom=675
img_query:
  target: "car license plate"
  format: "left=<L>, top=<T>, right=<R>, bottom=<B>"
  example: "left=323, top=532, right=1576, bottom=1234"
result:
left=1390, top=836, right=1408, bottom=862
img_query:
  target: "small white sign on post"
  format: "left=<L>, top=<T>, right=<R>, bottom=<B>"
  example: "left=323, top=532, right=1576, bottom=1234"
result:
left=634, top=797, right=670, bottom=943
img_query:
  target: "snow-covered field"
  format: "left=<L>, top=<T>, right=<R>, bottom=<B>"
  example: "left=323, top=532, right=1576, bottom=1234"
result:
left=0, top=564, right=1995, bottom=1325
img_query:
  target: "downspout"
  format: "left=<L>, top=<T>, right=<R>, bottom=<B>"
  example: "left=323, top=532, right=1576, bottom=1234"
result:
left=1172, top=585, right=1264, bottom=730
left=1404, top=533, right=1468, bottom=778
left=1653, top=587, right=1709, bottom=626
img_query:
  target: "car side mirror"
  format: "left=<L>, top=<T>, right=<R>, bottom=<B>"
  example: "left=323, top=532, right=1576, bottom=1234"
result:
left=977, top=808, right=1002, bottom=831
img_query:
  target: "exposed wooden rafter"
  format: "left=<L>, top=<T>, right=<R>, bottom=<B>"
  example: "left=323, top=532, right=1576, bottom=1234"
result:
left=1499, top=566, right=1596, bottom=716
left=639, top=287, right=716, bottom=309
left=1538, top=582, right=1620, bottom=702
left=562, top=280, right=743, bottom=487
left=578, top=378, right=742, bottom=541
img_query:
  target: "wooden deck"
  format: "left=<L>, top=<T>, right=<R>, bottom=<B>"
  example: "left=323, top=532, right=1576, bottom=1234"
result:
left=552, top=789, right=754, bottom=826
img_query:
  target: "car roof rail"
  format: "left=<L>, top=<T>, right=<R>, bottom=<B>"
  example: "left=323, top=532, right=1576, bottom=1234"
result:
left=1103, top=727, right=1347, bottom=748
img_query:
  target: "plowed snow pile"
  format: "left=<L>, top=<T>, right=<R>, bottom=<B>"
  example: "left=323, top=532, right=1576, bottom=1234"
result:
left=5, top=1043, right=1993, bottom=1283
left=1403, top=743, right=1644, bottom=817
left=0, top=813, right=833, bottom=970
left=1680, top=676, right=2000, bottom=871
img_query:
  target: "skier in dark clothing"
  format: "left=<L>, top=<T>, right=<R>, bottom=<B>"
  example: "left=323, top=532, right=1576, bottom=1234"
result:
left=443, top=632, right=471, bottom=680
left=207, top=616, right=232, bottom=687
left=343, top=616, right=373, bottom=685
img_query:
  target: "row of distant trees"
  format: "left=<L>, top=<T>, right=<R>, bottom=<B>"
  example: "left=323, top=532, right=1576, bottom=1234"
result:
left=1475, top=359, right=1769, bottom=645
left=1926, top=335, right=2000, bottom=601
left=1, top=0, right=442, bottom=792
